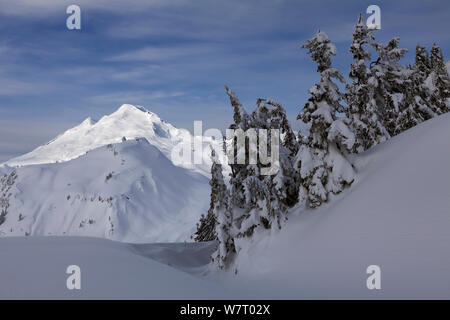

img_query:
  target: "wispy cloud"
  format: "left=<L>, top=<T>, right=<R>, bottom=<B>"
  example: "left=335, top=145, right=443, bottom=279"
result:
left=107, top=45, right=216, bottom=62
left=86, top=90, right=186, bottom=106
left=0, top=0, right=185, bottom=17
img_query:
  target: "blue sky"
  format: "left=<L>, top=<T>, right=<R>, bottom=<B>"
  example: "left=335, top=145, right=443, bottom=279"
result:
left=0, top=0, right=449, bottom=161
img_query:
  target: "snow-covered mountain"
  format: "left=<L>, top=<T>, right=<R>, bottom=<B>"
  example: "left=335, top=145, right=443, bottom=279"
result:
left=1, top=108, right=450, bottom=298
left=4, top=104, right=213, bottom=177
left=0, top=138, right=209, bottom=242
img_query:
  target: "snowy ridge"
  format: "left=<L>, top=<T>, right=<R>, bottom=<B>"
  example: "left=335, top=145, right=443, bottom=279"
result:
left=0, top=137, right=210, bottom=243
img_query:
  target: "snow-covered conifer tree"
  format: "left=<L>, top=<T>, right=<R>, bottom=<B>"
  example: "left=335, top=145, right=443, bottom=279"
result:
left=222, top=88, right=300, bottom=253
left=370, top=37, right=408, bottom=137
left=345, top=14, right=390, bottom=152
left=203, top=157, right=236, bottom=269
left=252, top=98, right=299, bottom=209
left=395, top=73, right=425, bottom=133
left=194, top=211, right=216, bottom=242
left=415, top=44, right=431, bottom=78
left=297, top=30, right=355, bottom=208
left=395, top=46, right=441, bottom=134
left=430, top=44, right=450, bottom=112
left=224, top=86, right=251, bottom=213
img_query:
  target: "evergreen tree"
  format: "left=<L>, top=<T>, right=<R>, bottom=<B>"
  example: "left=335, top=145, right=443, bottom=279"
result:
left=224, top=86, right=251, bottom=215
left=194, top=212, right=216, bottom=242
left=225, top=90, right=293, bottom=237
left=415, top=44, right=431, bottom=77
left=298, top=30, right=345, bottom=150
left=395, top=43, right=449, bottom=134
left=430, top=44, right=450, bottom=113
left=297, top=30, right=355, bottom=208
left=370, top=37, right=408, bottom=137
left=207, top=160, right=235, bottom=269
left=253, top=98, right=299, bottom=209
left=194, top=154, right=222, bottom=242
left=395, top=68, right=428, bottom=134
left=219, top=87, right=302, bottom=269
left=395, top=47, right=440, bottom=134
left=345, top=14, right=390, bottom=152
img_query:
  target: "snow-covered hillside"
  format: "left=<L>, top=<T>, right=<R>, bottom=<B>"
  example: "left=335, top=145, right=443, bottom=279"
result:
left=0, top=138, right=209, bottom=242
left=227, top=112, right=450, bottom=299
left=4, top=104, right=213, bottom=177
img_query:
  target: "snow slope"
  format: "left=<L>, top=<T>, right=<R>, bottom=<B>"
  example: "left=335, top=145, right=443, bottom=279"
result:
left=226, top=112, right=450, bottom=299
left=4, top=104, right=213, bottom=177
left=0, top=138, right=209, bottom=243
left=0, top=237, right=238, bottom=299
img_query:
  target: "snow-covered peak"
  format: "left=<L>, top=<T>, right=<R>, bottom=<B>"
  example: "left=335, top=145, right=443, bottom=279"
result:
left=3, top=104, right=207, bottom=173
left=112, top=104, right=159, bottom=120
left=80, top=117, right=96, bottom=126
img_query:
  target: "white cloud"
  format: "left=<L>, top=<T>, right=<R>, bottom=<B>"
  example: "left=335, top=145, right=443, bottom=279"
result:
left=86, top=90, right=186, bottom=105
left=107, top=45, right=216, bottom=62
left=0, top=0, right=186, bottom=17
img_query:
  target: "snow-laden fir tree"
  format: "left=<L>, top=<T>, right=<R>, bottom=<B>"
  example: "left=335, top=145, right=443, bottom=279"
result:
left=345, top=14, right=390, bottom=152
left=252, top=98, right=299, bottom=210
left=224, top=87, right=270, bottom=240
left=194, top=143, right=228, bottom=242
left=370, top=37, right=408, bottom=137
left=296, top=30, right=355, bottom=208
left=298, top=30, right=346, bottom=149
left=225, top=88, right=295, bottom=237
left=224, top=86, right=252, bottom=215
left=429, top=44, right=450, bottom=113
left=415, top=44, right=431, bottom=77
left=219, top=87, right=303, bottom=259
left=194, top=211, right=216, bottom=242
left=395, top=45, right=442, bottom=134
left=395, top=68, right=431, bottom=133
left=198, top=152, right=236, bottom=269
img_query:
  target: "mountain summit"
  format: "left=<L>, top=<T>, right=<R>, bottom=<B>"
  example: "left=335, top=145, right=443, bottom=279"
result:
left=5, top=104, right=211, bottom=176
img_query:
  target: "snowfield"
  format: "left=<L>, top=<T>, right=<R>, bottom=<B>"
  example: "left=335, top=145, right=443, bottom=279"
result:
left=0, top=110, right=449, bottom=299
left=0, top=237, right=236, bottom=299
